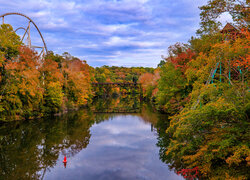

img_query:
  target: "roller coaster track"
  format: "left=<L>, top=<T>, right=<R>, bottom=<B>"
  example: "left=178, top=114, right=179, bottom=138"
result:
left=0, top=12, right=48, bottom=56
left=191, top=62, right=220, bottom=110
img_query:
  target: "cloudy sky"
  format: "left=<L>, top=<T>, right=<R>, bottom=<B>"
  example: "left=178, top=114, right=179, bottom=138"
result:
left=0, top=0, right=210, bottom=67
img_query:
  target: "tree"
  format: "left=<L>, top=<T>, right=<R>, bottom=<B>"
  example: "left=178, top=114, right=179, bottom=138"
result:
left=197, top=0, right=249, bottom=35
left=0, top=24, right=21, bottom=60
left=44, top=81, right=63, bottom=113
left=167, top=43, right=195, bottom=73
left=0, top=24, right=21, bottom=112
left=1, top=46, right=43, bottom=119
left=156, top=62, right=189, bottom=113
left=157, top=60, right=166, bottom=68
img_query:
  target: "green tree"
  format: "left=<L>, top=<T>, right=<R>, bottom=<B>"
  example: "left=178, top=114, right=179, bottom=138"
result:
left=44, top=82, right=63, bottom=113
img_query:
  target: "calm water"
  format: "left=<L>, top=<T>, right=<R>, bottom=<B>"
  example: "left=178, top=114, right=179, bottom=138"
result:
left=0, top=103, right=183, bottom=180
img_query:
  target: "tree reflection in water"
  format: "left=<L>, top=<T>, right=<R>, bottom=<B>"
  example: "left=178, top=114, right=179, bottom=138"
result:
left=0, top=110, right=93, bottom=180
left=91, top=94, right=141, bottom=113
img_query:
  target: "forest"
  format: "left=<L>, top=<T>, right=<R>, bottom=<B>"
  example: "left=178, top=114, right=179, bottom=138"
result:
left=0, top=25, right=92, bottom=120
left=139, top=1, right=250, bottom=179
left=0, top=0, right=249, bottom=179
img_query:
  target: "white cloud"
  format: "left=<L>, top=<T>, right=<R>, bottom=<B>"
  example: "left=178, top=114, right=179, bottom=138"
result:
left=217, top=12, right=234, bottom=26
left=0, top=0, right=209, bottom=67
left=104, top=36, right=161, bottom=47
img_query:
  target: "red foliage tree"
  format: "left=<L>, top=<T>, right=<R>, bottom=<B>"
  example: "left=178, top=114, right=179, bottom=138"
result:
left=166, top=43, right=195, bottom=73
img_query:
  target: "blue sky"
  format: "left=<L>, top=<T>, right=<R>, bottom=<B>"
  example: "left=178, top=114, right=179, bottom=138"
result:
left=1, top=0, right=211, bottom=67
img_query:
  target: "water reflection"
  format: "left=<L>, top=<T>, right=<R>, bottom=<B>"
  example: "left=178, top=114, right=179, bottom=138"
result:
left=0, top=111, right=93, bottom=180
left=91, top=94, right=141, bottom=113
left=0, top=99, right=183, bottom=180
left=43, top=112, right=182, bottom=180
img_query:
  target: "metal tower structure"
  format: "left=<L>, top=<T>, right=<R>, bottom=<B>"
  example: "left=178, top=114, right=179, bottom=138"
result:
left=0, top=12, right=48, bottom=58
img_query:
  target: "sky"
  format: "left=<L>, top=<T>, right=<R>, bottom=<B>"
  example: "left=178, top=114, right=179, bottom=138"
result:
left=1, top=0, right=212, bottom=67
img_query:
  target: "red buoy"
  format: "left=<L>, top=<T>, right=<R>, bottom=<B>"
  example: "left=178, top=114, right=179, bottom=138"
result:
left=63, top=156, right=67, bottom=163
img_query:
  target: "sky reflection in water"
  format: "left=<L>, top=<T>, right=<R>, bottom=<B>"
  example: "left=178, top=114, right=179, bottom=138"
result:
left=44, top=114, right=182, bottom=180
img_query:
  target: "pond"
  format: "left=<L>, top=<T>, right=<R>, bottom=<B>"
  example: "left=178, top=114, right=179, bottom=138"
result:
left=0, top=98, right=183, bottom=180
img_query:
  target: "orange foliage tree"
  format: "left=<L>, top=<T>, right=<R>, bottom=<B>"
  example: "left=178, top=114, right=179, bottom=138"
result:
left=0, top=24, right=93, bottom=120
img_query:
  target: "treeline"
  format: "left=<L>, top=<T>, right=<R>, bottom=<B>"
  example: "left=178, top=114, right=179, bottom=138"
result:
left=93, top=66, right=153, bottom=96
left=139, top=0, right=249, bottom=179
left=0, top=24, right=92, bottom=121
left=94, top=65, right=154, bottom=83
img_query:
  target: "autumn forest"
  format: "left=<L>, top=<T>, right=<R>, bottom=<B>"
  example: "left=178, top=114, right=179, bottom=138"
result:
left=0, top=0, right=249, bottom=179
